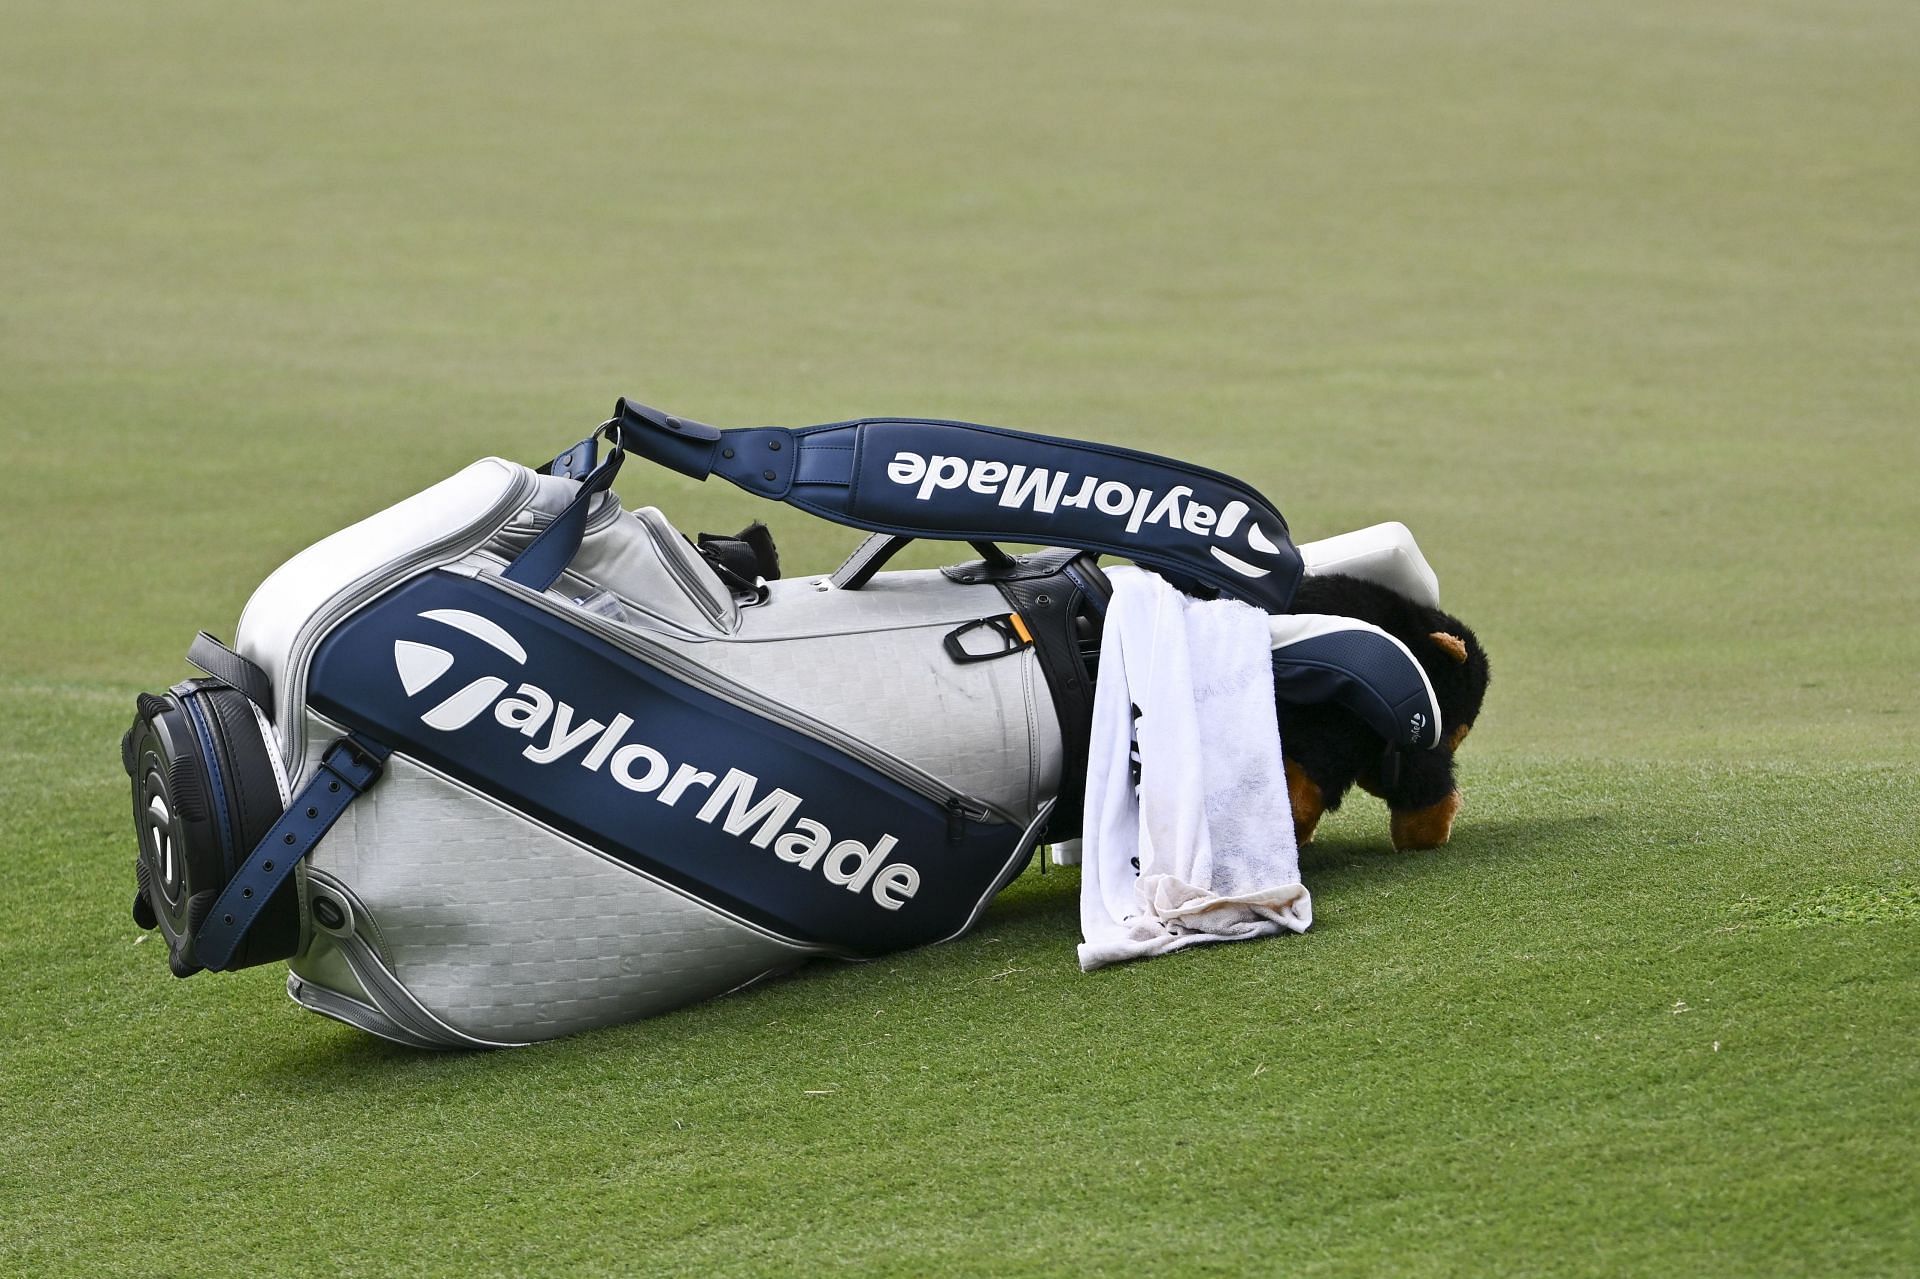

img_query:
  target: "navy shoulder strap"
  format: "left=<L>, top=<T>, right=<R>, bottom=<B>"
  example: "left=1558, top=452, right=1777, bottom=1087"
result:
left=608, top=399, right=1304, bottom=612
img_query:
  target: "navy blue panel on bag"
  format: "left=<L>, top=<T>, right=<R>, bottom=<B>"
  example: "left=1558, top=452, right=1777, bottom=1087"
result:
left=611, top=399, right=1304, bottom=612
left=304, top=571, right=1022, bottom=955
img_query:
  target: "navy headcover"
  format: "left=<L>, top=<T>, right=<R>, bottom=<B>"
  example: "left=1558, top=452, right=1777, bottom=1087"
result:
left=608, top=399, right=1305, bottom=613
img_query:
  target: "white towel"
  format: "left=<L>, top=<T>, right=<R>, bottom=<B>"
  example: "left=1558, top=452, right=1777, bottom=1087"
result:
left=1077, top=567, right=1311, bottom=971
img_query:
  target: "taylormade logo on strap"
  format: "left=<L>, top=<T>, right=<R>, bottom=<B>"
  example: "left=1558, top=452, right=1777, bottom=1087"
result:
left=883, top=451, right=1286, bottom=580
left=390, top=609, right=921, bottom=911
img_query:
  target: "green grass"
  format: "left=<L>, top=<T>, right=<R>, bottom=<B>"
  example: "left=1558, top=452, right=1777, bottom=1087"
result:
left=2, top=0, right=1916, bottom=1274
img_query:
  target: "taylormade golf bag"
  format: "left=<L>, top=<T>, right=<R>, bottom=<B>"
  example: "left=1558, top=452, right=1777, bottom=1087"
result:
left=124, top=400, right=1441, bottom=1047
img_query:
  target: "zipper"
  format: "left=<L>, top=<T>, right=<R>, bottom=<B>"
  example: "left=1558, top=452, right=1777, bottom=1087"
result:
left=478, top=571, right=1010, bottom=829
left=275, top=467, right=539, bottom=762
left=945, top=798, right=968, bottom=844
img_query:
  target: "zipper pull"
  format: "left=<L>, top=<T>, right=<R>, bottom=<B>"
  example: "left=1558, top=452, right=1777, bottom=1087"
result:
left=946, top=797, right=967, bottom=843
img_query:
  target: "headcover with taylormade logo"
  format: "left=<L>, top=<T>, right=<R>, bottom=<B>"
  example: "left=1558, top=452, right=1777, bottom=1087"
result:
left=608, top=398, right=1305, bottom=612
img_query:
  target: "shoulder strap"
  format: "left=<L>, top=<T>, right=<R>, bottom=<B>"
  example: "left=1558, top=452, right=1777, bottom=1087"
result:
left=609, top=399, right=1304, bottom=612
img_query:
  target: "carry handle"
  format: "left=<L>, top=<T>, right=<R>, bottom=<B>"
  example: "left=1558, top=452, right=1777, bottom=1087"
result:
left=186, top=632, right=275, bottom=722
left=607, top=397, right=1304, bottom=612
left=829, top=533, right=1013, bottom=591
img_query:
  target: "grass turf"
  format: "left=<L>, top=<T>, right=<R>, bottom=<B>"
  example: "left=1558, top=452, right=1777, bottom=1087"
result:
left=1, top=0, right=1915, bottom=1273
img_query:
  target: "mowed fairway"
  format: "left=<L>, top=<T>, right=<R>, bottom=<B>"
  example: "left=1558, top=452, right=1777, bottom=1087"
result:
left=2, top=0, right=1916, bottom=1274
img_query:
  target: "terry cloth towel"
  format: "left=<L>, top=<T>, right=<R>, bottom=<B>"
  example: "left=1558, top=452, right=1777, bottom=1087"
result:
left=1077, top=567, right=1311, bottom=971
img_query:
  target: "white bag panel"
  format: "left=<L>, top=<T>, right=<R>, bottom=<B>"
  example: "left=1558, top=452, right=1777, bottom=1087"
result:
left=293, top=722, right=818, bottom=1043
left=237, top=457, right=531, bottom=741
left=1298, top=521, right=1441, bottom=607
left=653, top=570, right=1066, bottom=824
left=671, top=623, right=1059, bottom=824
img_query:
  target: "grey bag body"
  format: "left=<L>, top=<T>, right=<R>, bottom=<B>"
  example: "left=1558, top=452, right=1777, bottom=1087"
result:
left=234, top=459, right=1067, bottom=1046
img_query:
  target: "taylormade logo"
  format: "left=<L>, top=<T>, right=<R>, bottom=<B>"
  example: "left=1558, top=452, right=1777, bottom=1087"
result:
left=390, top=609, right=922, bottom=911
left=883, top=451, right=1286, bottom=580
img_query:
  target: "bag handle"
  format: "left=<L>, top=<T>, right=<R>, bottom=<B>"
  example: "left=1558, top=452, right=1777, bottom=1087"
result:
left=186, top=631, right=276, bottom=722
left=607, top=398, right=1304, bottom=612
left=828, top=533, right=1014, bottom=591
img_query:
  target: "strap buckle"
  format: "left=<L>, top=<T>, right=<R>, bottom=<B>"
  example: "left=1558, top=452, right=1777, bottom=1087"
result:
left=319, top=735, right=387, bottom=791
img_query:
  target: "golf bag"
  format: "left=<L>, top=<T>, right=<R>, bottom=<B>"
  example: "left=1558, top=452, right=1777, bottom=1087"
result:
left=124, top=400, right=1441, bottom=1047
